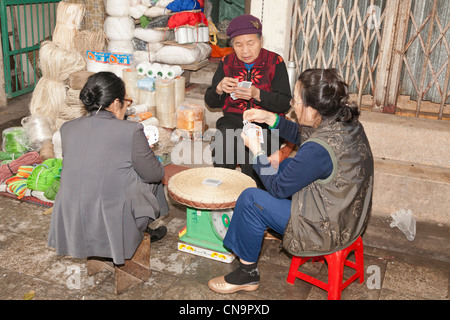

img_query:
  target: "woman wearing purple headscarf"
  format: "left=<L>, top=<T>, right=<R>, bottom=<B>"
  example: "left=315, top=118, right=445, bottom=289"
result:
left=205, top=14, right=292, bottom=188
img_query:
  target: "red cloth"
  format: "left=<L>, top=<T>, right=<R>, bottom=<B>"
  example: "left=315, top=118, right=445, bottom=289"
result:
left=210, top=44, right=234, bottom=58
left=168, top=12, right=208, bottom=29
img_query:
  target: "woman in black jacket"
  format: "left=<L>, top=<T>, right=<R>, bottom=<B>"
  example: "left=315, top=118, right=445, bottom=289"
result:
left=204, top=14, right=291, bottom=188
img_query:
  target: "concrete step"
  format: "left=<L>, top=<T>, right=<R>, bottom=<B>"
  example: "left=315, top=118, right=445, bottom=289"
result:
left=363, top=212, right=450, bottom=264
left=361, top=111, right=450, bottom=228
left=360, top=111, right=450, bottom=169
left=372, top=158, right=450, bottom=226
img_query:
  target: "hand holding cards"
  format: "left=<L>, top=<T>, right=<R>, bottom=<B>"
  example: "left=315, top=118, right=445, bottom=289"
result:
left=231, top=81, right=252, bottom=100
left=143, top=125, right=159, bottom=146
left=242, top=120, right=264, bottom=143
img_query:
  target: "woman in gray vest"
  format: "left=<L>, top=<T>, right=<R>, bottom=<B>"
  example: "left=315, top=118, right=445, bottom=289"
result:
left=208, top=68, right=373, bottom=294
left=48, top=72, right=169, bottom=265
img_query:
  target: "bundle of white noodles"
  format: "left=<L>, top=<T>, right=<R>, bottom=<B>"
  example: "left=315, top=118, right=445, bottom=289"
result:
left=29, top=41, right=86, bottom=124
left=52, top=2, right=86, bottom=51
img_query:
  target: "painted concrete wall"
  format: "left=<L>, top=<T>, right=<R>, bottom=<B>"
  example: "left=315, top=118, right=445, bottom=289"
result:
left=249, top=0, right=294, bottom=61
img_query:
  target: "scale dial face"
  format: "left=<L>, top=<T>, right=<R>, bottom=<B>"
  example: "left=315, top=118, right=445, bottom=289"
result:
left=211, top=209, right=233, bottom=240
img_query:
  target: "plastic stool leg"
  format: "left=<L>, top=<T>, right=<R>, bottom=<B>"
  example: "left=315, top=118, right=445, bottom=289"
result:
left=325, top=252, right=345, bottom=300
left=355, top=238, right=364, bottom=284
left=287, top=256, right=302, bottom=284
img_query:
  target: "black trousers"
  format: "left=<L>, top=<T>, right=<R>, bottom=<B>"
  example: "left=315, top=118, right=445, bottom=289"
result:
left=211, top=112, right=281, bottom=188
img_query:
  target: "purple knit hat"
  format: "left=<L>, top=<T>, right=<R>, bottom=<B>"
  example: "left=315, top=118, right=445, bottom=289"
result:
left=226, top=14, right=262, bottom=39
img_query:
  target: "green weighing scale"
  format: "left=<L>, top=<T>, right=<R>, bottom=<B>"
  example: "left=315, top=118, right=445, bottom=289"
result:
left=168, top=167, right=256, bottom=263
left=178, top=207, right=234, bottom=263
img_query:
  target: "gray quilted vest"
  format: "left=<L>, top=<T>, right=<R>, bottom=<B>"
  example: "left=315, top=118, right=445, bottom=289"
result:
left=282, top=118, right=374, bottom=257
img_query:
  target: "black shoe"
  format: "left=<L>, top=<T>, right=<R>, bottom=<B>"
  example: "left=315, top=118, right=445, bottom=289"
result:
left=146, top=226, right=167, bottom=242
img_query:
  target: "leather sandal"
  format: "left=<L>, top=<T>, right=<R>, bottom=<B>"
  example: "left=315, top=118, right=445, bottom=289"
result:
left=208, top=276, right=259, bottom=294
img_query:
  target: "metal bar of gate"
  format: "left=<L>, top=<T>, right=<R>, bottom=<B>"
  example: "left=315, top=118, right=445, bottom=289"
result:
left=0, top=0, right=60, bottom=99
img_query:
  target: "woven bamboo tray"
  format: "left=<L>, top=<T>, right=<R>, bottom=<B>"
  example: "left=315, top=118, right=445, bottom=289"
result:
left=167, top=167, right=256, bottom=209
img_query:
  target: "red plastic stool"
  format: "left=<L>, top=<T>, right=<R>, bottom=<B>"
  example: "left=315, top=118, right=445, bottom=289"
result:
left=286, top=236, right=364, bottom=300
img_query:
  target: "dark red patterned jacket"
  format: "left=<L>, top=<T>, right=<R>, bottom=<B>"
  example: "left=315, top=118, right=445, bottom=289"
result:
left=205, top=48, right=291, bottom=116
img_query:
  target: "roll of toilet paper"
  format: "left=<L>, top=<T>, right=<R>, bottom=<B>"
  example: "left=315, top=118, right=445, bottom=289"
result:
left=154, top=65, right=183, bottom=79
left=166, top=65, right=183, bottom=79
left=136, top=62, right=151, bottom=76
left=156, top=65, right=170, bottom=78
left=147, top=63, right=161, bottom=78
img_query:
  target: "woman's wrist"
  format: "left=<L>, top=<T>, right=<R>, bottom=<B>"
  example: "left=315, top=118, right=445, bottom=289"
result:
left=215, top=82, right=224, bottom=95
left=268, top=113, right=279, bottom=128
left=252, top=149, right=266, bottom=161
left=249, top=139, right=263, bottom=158
left=252, top=87, right=261, bottom=102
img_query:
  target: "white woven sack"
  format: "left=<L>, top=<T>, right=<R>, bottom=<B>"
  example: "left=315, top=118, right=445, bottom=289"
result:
left=108, top=40, right=135, bottom=54
left=155, top=46, right=200, bottom=65
left=133, top=27, right=173, bottom=43
left=105, top=0, right=131, bottom=17
left=104, top=16, right=134, bottom=41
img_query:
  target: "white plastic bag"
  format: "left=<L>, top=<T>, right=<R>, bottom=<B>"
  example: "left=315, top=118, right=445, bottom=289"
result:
left=155, top=43, right=211, bottom=65
left=133, top=27, right=173, bottom=43
left=130, top=5, right=147, bottom=19
left=390, top=209, right=416, bottom=241
left=144, top=6, right=171, bottom=17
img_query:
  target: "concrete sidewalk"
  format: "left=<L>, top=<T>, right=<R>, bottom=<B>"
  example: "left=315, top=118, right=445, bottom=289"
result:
left=0, top=193, right=448, bottom=301
left=0, top=81, right=448, bottom=302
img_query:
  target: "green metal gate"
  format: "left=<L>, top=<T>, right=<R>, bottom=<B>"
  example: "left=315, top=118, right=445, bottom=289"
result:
left=1, top=0, right=61, bottom=99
